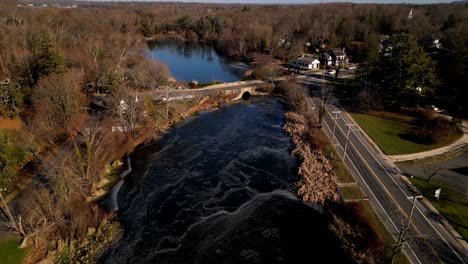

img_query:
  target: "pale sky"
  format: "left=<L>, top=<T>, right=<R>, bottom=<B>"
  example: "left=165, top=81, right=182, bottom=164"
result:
left=84, top=0, right=457, bottom=4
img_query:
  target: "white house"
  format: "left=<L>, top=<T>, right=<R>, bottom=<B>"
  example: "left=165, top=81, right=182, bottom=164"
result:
left=291, top=56, right=320, bottom=70
left=329, top=48, right=348, bottom=66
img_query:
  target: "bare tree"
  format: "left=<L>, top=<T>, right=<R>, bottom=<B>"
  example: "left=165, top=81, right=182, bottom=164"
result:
left=16, top=189, right=57, bottom=249
left=156, top=77, right=175, bottom=119
left=254, top=62, right=282, bottom=81
left=422, top=165, right=441, bottom=182
left=129, top=59, right=170, bottom=90
left=72, top=126, right=105, bottom=180
left=356, top=87, right=373, bottom=112
left=32, top=70, right=86, bottom=138
left=113, top=85, right=141, bottom=133
left=319, top=84, right=333, bottom=127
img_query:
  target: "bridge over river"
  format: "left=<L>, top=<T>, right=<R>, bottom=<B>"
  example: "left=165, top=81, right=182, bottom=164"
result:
left=138, top=80, right=269, bottom=101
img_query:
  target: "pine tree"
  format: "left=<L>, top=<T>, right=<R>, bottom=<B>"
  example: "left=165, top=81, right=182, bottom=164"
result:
left=377, top=33, right=438, bottom=108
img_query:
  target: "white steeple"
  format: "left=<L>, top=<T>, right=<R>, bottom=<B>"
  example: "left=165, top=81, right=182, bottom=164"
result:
left=407, top=8, right=413, bottom=20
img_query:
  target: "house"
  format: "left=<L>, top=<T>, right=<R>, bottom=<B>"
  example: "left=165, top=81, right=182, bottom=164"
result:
left=319, top=53, right=333, bottom=66
left=291, top=55, right=320, bottom=70
left=421, top=35, right=442, bottom=51
left=328, top=48, right=348, bottom=66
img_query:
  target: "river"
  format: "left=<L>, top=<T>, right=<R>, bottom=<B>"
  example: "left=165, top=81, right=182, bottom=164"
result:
left=99, top=97, right=349, bottom=263
left=147, top=41, right=248, bottom=82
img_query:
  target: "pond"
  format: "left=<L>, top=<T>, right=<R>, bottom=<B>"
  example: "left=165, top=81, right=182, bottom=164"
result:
left=147, top=41, right=248, bottom=83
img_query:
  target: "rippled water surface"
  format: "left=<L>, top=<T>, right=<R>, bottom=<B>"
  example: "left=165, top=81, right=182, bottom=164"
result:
left=100, top=97, right=349, bottom=264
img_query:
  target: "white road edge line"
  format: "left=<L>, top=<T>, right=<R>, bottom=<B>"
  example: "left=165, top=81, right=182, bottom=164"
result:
left=328, top=103, right=465, bottom=263
left=308, top=98, right=422, bottom=264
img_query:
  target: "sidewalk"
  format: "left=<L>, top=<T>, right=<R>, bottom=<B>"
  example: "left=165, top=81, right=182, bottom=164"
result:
left=388, top=120, right=468, bottom=162
left=343, top=111, right=468, bottom=251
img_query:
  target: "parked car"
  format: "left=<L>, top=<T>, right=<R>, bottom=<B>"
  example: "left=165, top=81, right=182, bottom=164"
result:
left=326, top=70, right=336, bottom=75
left=424, top=105, right=439, bottom=111
left=345, top=66, right=356, bottom=70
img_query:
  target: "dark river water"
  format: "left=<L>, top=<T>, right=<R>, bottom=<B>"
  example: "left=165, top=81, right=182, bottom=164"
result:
left=99, top=97, right=349, bottom=264
left=147, top=41, right=247, bottom=82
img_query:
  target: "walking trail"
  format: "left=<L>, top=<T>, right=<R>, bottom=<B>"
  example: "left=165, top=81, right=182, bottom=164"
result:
left=388, top=120, right=468, bottom=162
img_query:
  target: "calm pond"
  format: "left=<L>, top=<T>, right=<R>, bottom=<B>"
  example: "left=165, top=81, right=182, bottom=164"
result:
left=147, top=41, right=248, bottom=82
left=99, top=97, right=349, bottom=264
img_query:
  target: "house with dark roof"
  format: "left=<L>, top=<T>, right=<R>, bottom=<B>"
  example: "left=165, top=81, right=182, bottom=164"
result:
left=328, top=48, right=348, bottom=66
left=421, top=35, right=442, bottom=52
left=319, top=53, right=333, bottom=66
left=291, top=55, right=320, bottom=70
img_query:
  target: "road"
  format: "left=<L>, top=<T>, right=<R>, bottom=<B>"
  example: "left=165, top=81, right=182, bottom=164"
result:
left=306, top=85, right=467, bottom=264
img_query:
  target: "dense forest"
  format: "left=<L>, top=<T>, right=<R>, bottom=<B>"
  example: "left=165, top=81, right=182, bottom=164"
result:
left=117, top=1, right=467, bottom=115
left=1, top=0, right=467, bottom=262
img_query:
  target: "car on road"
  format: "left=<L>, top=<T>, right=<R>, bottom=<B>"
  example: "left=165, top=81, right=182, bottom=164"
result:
left=326, top=70, right=336, bottom=75
left=425, top=104, right=439, bottom=111
left=345, top=66, right=356, bottom=70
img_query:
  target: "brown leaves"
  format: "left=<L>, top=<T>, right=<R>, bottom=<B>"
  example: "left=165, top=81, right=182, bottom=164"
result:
left=283, top=111, right=340, bottom=205
left=32, top=69, right=86, bottom=141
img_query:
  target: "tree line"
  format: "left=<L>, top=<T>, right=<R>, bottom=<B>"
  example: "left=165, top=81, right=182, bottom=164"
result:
left=0, top=2, right=172, bottom=260
left=0, top=0, right=467, bottom=261
left=125, top=1, right=468, bottom=116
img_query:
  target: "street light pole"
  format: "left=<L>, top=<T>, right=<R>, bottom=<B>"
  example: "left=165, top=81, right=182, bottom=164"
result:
left=391, top=195, right=423, bottom=263
left=331, top=110, right=341, bottom=145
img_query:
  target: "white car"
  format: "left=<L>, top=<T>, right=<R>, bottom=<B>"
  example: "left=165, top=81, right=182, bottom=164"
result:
left=326, top=70, right=336, bottom=75
left=345, top=66, right=356, bottom=70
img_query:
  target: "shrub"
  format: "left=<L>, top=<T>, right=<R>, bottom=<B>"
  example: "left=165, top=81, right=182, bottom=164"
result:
left=416, top=116, right=458, bottom=144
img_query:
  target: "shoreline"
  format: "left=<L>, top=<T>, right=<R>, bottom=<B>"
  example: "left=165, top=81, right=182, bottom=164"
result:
left=100, top=91, right=250, bottom=207
left=108, top=155, right=132, bottom=212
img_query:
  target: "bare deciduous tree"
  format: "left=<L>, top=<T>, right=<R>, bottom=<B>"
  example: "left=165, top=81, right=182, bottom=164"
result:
left=32, top=70, right=86, bottom=139
left=423, top=165, right=441, bottom=182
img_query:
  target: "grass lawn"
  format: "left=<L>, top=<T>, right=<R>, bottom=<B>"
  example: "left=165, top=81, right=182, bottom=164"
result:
left=324, top=145, right=355, bottom=183
left=340, top=186, right=364, bottom=200
left=409, top=177, right=468, bottom=241
left=0, top=236, right=29, bottom=264
left=350, top=111, right=461, bottom=155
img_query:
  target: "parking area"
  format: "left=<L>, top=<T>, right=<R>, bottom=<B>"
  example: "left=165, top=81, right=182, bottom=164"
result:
left=398, top=151, right=468, bottom=197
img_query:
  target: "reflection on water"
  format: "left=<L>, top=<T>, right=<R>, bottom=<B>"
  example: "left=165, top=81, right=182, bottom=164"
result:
left=147, top=41, right=247, bottom=82
left=99, top=97, right=350, bottom=264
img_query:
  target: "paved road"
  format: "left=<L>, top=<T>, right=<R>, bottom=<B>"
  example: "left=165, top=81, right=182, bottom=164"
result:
left=307, top=90, right=467, bottom=263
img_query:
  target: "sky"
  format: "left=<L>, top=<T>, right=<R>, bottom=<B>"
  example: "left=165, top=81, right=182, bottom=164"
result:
left=85, top=0, right=457, bottom=4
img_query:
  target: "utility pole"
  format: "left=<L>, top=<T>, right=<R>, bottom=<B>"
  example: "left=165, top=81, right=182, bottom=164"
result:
left=343, top=124, right=360, bottom=162
left=391, top=195, right=423, bottom=263
left=331, top=110, right=341, bottom=145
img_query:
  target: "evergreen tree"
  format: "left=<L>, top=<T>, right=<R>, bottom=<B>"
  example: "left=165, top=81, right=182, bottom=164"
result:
left=28, top=32, right=63, bottom=82
left=370, top=33, right=438, bottom=108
